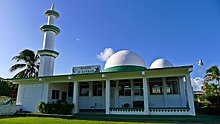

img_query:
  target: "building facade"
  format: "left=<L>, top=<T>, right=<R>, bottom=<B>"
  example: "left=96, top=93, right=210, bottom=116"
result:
left=11, top=5, right=195, bottom=116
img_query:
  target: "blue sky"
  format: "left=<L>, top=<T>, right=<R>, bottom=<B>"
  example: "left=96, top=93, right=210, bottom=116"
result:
left=0, top=0, right=220, bottom=90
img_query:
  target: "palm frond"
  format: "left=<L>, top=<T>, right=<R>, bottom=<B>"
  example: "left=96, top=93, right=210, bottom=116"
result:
left=206, top=65, right=219, bottom=75
left=13, top=69, right=27, bottom=78
left=10, top=49, right=40, bottom=78
left=9, top=64, right=26, bottom=72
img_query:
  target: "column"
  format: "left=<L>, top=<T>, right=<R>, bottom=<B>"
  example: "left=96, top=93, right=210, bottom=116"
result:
left=115, top=81, right=119, bottom=107
left=179, top=77, right=187, bottom=106
left=162, top=78, right=167, bottom=107
left=143, top=77, right=149, bottom=114
left=41, top=82, right=49, bottom=103
left=185, top=74, right=196, bottom=116
left=73, top=81, right=79, bottom=114
left=130, top=80, right=134, bottom=103
left=16, top=84, right=21, bottom=105
left=105, top=79, right=110, bottom=114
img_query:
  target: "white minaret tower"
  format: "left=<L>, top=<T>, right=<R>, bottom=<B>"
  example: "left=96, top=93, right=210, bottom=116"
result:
left=38, top=3, right=60, bottom=76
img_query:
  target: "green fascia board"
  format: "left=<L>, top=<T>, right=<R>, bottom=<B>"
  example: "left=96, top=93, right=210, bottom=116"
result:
left=5, top=65, right=193, bottom=82
left=38, top=49, right=59, bottom=58
left=45, top=10, right=60, bottom=18
left=40, top=25, right=60, bottom=35
left=104, top=65, right=147, bottom=72
left=148, top=65, right=193, bottom=71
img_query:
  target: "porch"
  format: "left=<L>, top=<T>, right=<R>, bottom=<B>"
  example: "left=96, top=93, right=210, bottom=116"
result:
left=46, top=74, right=195, bottom=115
left=13, top=65, right=195, bottom=115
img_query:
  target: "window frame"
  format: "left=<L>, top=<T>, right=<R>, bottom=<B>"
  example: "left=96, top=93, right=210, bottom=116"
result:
left=149, top=78, right=163, bottom=95
left=133, top=79, right=143, bottom=96
left=80, top=83, right=89, bottom=96
left=93, top=82, right=102, bottom=96
left=119, top=80, right=131, bottom=96
left=166, top=77, right=179, bottom=95
left=52, top=90, right=60, bottom=99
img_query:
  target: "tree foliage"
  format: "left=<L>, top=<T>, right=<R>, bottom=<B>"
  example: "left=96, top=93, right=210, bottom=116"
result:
left=9, top=49, right=39, bottom=78
left=202, top=65, right=220, bottom=115
left=204, top=65, right=220, bottom=86
left=0, top=78, right=13, bottom=96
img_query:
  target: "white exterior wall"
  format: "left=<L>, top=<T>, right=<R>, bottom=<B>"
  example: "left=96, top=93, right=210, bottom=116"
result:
left=48, top=83, right=68, bottom=103
left=39, top=56, right=55, bottom=76
left=42, top=31, right=56, bottom=50
left=148, top=77, right=187, bottom=108
left=79, top=82, right=105, bottom=109
left=47, top=15, right=56, bottom=25
left=166, top=95, right=182, bottom=107
left=118, top=96, right=133, bottom=108
left=16, top=83, right=44, bottom=112
left=149, top=95, right=165, bottom=107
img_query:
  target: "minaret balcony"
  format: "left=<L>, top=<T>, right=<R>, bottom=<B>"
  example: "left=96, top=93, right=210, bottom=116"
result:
left=38, top=49, right=59, bottom=58
left=40, top=25, right=60, bottom=35
left=45, top=10, right=60, bottom=18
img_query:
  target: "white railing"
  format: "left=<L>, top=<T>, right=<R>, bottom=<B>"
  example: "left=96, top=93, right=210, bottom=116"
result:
left=109, top=108, right=191, bottom=115
left=109, top=108, right=145, bottom=115
left=0, top=105, right=20, bottom=116
left=149, top=108, right=190, bottom=115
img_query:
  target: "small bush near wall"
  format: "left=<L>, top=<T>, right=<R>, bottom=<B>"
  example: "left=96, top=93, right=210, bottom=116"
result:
left=38, top=100, right=74, bottom=115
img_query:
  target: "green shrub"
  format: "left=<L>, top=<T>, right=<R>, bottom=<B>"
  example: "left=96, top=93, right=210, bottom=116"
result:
left=38, top=100, right=74, bottom=115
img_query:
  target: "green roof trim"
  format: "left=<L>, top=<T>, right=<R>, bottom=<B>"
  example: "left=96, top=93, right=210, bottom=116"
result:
left=104, top=65, right=147, bottom=72
left=149, top=65, right=193, bottom=71
left=40, top=25, right=60, bottom=35
left=38, top=49, right=59, bottom=58
left=5, top=65, right=193, bottom=82
left=45, top=10, right=60, bottom=18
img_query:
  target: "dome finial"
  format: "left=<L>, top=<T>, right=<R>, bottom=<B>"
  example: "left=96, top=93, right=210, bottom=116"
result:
left=51, top=3, right=55, bottom=10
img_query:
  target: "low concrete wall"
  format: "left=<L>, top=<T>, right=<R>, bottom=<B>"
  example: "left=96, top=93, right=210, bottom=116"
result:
left=0, top=105, right=20, bottom=116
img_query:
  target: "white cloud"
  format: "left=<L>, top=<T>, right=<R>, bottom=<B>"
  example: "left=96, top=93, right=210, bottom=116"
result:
left=191, top=77, right=204, bottom=91
left=97, top=48, right=114, bottom=62
left=75, top=38, right=81, bottom=42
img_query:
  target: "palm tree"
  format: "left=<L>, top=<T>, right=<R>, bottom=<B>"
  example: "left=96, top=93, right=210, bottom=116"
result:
left=9, top=49, right=39, bottom=78
left=204, top=65, right=220, bottom=90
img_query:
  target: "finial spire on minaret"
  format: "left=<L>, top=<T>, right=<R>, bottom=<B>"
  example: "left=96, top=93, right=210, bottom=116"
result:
left=38, top=4, right=60, bottom=76
left=51, top=3, right=55, bottom=10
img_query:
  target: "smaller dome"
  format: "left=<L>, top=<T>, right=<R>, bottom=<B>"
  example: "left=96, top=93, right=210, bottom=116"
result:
left=150, top=58, right=173, bottom=69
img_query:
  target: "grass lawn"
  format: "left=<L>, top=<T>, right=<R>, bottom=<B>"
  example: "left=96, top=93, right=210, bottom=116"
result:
left=0, top=117, right=146, bottom=124
left=0, top=115, right=220, bottom=124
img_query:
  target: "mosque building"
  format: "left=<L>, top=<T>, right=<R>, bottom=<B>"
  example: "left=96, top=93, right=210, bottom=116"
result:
left=11, top=4, right=195, bottom=116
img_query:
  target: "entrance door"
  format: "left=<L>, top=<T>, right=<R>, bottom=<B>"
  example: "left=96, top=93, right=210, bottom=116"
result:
left=61, top=92, right=67, bottom=102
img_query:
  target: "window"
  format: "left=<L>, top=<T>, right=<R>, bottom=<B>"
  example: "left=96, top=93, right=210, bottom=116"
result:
left=110, top=81, right=116, bottom=87
left=166, top=77, right=179, bottom=94
left=133, top=79, right=143, bottom=96
left=68, top=83, right=73, bottom=97
left=93, top=82, right=102, bottom=96
left=52, top=90, right=59, bottom=99
left=149, top=78, right=163, bottom=95
left=80, top=83, right=89, bottom=96
left=119, top=80, right=131, bottom=96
